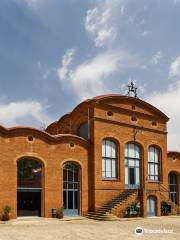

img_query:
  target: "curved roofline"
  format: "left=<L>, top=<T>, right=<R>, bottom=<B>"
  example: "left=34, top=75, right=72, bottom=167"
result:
left=45, top=94, right=169, bottom=131
left=168, top=151, right=180, bottom=158
left=0, top=125, right=88, bottom=147
left=90, top=94, right=169, bottom=121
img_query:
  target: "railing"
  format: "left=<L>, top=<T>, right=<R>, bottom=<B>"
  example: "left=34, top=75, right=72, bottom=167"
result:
left=159, top=184, right=179, bottom=212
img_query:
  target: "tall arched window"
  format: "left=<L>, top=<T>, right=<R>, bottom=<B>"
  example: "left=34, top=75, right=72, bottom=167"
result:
left=169, top=172, right=179, bottom=204
left=125, top=143, right=141, bottom=189
left=102, top=139, right=117, bottom=178
left=148, top=146, right=160, bottom=181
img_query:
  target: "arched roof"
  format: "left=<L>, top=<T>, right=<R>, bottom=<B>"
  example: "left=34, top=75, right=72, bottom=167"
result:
left=168, top=151, right=180, bottom=158
left=0, top=125, right=88, bottom=147
left=46, top=94, right=169, bottom=132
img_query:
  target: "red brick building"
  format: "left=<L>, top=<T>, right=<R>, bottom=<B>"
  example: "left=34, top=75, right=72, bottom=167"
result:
left=0, top=94, right=179, bottom=219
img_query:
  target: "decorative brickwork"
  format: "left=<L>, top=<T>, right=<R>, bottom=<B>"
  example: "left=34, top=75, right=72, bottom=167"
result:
left=0, top=95, right=179, bottom=219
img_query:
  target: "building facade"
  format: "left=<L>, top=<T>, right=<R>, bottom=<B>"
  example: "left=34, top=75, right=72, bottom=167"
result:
left=0, top=94, right=179, bottom=219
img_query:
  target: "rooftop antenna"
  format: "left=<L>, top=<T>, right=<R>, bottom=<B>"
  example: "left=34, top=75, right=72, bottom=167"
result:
left=127, top=81, right=138, bottom=98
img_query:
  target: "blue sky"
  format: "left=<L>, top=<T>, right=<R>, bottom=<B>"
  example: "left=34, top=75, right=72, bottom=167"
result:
left=0, top=0, right=180, bottom=150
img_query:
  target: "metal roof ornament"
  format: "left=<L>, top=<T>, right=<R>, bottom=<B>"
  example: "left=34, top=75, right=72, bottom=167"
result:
left=127, top=81, right=138, bottom=98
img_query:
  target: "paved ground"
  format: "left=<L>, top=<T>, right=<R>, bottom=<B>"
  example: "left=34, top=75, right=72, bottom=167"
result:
left=0, top=216, right=179, bottom=240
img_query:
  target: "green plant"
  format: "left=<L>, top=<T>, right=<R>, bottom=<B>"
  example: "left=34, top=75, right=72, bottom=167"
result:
left=125, top=202, right=140, bottom=217
left=56, top=206, right=64, bottom=219
left=2, top=205, right=11, bottom=221
left=161, top=201, right=171, bottom=216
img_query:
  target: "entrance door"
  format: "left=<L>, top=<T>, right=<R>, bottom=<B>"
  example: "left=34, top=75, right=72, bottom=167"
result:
left=63, top=162, right=80, bottom=216
left=125, top=143, right=141, bottom=189
left=17, top=190, right=41, bottom=216
left=147, top=196, right=156, bottom=216
left=17, top=158, right=43, bottom=217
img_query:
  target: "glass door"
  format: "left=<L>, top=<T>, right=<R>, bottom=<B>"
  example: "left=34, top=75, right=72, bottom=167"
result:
left=63, top=163, right=80, bottom=216
left=147, top=196, right=156, bottom=216
left=125, top=143, right=141, bottom=189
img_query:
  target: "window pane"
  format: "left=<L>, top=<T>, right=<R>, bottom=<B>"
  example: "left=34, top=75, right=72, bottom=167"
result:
left=128, top=144, right=135, bottom=158
left=154, top=176, right=158, bottom=181
left=125, top=145, right=128, bottom=157
left=150, top=164, right=154, bottom=175
left=102, top=158, right=105, bottom=173
left=149, top=147, right=154, bottom=162
left=125, top=167, right=128, bottom=184
left=111, top=142, right=116, bottom=158
left=155, top=164, right=158, bottom=175
left=129, top=159, right=135, bottom=167
left=102, top=141, right=106, bottom=157
left=106, top=141, right=112, bottom=158
left=135, top=160, right=139, bottom=167
left=134, top=145, right=140, bottom=158
left=112, top=160, right=116, bottom=178
left=106, top=171, right=111, bottom=178
left=154, top=148, right=159, bottom=163
left=106, top=159, right=111, bottom=173
left=135, top=168, right=140, bottom=185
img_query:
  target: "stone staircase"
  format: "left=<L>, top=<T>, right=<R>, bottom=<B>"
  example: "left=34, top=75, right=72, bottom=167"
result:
left=160, top=185, right=179, bottom=215
left=86, top=189, right=138, bottom=220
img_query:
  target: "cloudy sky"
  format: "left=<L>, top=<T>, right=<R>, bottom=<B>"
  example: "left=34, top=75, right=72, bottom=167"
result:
left=0, top=0, right=180, bottom=150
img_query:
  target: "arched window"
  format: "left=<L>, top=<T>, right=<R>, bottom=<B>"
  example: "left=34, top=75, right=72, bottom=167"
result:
left=169, top=172, right=179, bottom=204
left=102, top=139, right=117, bottom=178
left=125, top=143, right=141, bottom=188
left=77, top=122, right=88, bottom=140
left=148, top=146, right=160, bottom=181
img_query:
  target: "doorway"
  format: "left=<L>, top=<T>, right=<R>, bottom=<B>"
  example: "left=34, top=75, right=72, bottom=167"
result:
left=147, top=196, right=156, bottom=217
left=63, top=162, right=80, bottom=216
left=17, top=158, right=43, bottom=217
left=125, top=143, right=141, bottom=189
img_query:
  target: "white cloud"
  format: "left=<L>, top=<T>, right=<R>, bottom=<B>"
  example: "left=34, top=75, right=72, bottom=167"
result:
left=147, top=82, right=180, bottom=151
left=169, top=56, right=180, bottom=78
left=15, top=0, right=45, bottom=9
left=57, top=48, right=142, bottom=100
left=84, top=0, right=120, bottom=47
left=0, top=100, right=52, bottom=127
left=57, top=48, right=75, bottom=81
left=151, top=51, right=163, bottom=65
left=141, top=31, right=152, bottom=37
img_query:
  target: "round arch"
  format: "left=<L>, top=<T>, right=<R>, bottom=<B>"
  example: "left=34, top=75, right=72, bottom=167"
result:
left=62, top=161, right=81, bottom=216
left=124, top=141, right=143, bottom=189
left=147, top=195, right=157, bottom=217
left=17, top=157, right=45, bottom=217
left=147, top=145, right=161, bottom=182
left=102, top=138, right=119, bottom=179
left=168, top=171, right=179, bottom=205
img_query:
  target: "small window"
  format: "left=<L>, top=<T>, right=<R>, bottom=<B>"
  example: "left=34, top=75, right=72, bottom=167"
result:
left=107, top=111, right=114, bottom=117
left=27, top=135, right=34, bottom=142
left=131, top=116, right=137, bottom=122
left=69, top=142, right=75, bottom=148
left=132, top=106, right=136, bottom=110
left=152, top=121, right=157, bottom=127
